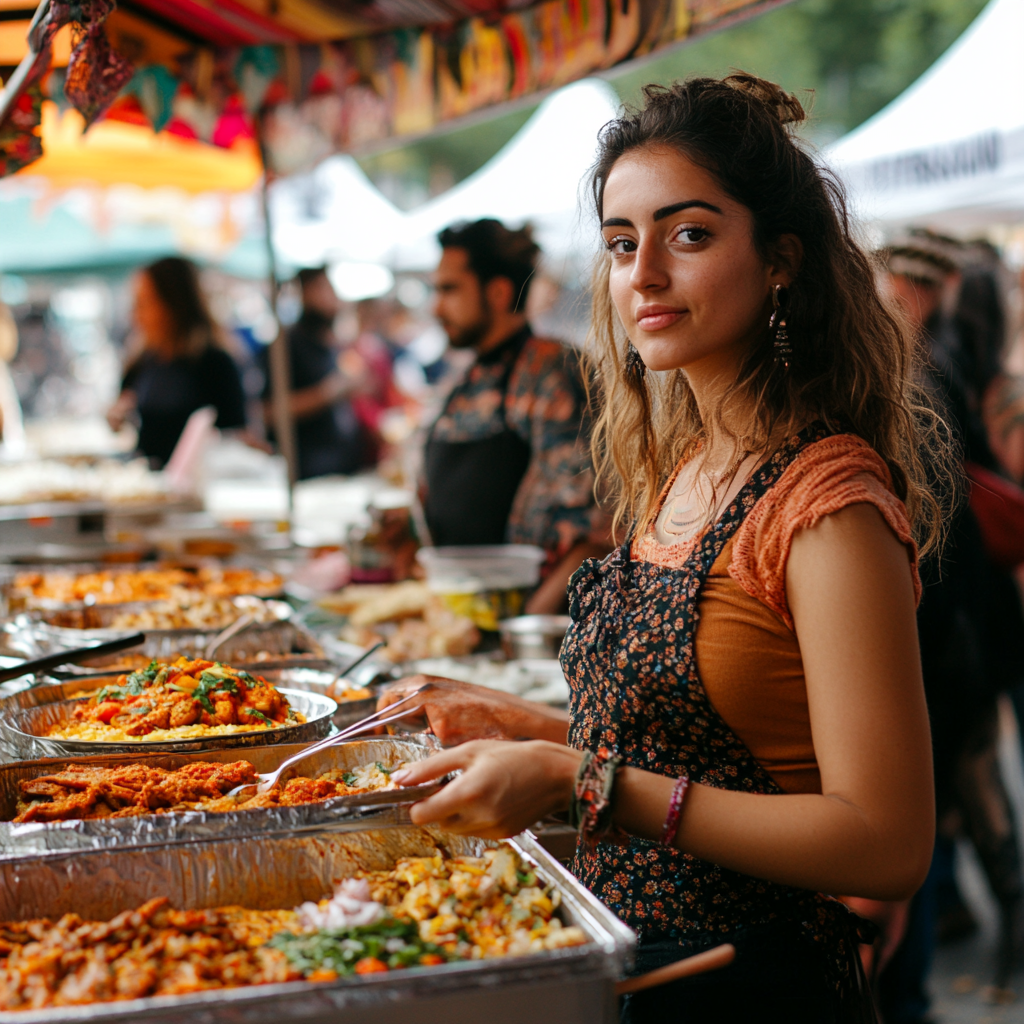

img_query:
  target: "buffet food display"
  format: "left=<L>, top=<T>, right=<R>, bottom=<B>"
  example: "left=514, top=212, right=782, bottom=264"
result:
left=0, top=516, right=625, bottom=1022
left=0, top=459, right=167, bottom=507
left=0, top=844, right=587, bottom=1011
left=321, top=581, right=481, bottom=662
left=34, top=595, right=288, bottom=634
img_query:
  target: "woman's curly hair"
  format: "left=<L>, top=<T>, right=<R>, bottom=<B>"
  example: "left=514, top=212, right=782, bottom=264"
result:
left=585, top=74, right=956, bottom=554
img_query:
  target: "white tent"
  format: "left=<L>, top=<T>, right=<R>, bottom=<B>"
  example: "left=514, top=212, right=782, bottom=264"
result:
left=827, top=0, right=1024, bottom=230
left=269, top=155, right=407, bottom=272
left=391, top=78, right=621, bottom=270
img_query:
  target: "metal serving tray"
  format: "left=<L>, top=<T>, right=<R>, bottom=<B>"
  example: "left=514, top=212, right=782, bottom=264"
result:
left=0, top=737, right=443, bottom=858
left=0, top=825, right=634, bottom=1024
left=0, top=678, right=336, bottom=761
left=13, top=599, right=301, bottom=664
left=261, top=666, right=380, bottom=730
left=6, top=610, right=321, bottom=667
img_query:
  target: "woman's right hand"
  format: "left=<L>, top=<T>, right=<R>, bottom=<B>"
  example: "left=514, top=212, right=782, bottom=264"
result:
left=377, top=675, right=569, bottom=747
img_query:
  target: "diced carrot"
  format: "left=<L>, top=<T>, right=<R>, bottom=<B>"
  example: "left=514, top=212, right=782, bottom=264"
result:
left=418, top=953, right=445, bottom=966
left=354, top=957, right=389, bottom=975
left=306, top=969, right=338, bottom=982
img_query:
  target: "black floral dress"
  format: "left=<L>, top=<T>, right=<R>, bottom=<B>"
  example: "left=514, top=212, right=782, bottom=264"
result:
left=560, top=426, right=877, bottom=1022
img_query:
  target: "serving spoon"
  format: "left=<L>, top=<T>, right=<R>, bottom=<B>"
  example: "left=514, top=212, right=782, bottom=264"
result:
left=225, top=683, right=433, bottom=796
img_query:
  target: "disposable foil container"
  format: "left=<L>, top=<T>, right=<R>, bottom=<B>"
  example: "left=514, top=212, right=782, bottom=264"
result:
left=0, top=679, right=336, bottom=761
left=12, top=602, right=307, bottom=664
left=0, top=737, right=443, bottom=858
left=0, top=826, right=634, bottom=1024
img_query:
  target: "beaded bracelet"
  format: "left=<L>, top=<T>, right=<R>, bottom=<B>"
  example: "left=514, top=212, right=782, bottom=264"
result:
left=660, top=774, right=690, bottom=846
left=568, top=748, right=622, bottom=845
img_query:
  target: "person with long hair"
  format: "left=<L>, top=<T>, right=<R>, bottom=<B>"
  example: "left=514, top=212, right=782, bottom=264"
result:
left=379, top=75, right=947, bottom=1022
left=107, top=257, right=246, bottom=466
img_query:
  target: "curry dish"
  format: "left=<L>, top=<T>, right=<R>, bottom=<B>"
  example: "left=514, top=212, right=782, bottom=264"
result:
left=45, top=658, right=305, bottom=744
left=11, top=759, right=399, bottom=823
left=0, top=846, right=586, bottom=1010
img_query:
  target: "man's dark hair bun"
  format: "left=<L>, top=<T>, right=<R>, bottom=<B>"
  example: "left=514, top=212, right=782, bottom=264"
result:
left=722, top=73, right=806, bottom=127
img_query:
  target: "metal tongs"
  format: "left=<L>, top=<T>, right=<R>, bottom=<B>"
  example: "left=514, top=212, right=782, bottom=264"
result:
left=226, top=683, right=433, bottom=796
left=0, top=633, right=147, bottom=685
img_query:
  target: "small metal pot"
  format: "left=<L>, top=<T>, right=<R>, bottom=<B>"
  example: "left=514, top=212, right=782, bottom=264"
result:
left=499, top=614, right=572, bottom=660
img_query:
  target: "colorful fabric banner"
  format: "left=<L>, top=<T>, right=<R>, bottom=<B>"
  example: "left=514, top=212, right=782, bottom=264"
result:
left=0, top=0, right=785, bottom=179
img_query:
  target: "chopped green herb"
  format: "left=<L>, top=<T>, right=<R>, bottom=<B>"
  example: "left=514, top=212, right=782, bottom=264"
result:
left=245, top=708, right=272, bottom=725
left=341, top=771, right=358, bottom=786
left=126, top=705, right=152, bottom=716
left=375, top=762, right=393, bottom=776
left=95, top=686, right=126, bottom=703
left=190, top=674, right=240, bottom=714
left=516, top=871, right=536, bottom=887
left=267, top=919, right=449, bottom=977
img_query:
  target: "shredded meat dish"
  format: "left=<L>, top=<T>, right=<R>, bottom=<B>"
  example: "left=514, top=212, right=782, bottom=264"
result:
left=11, top=760, right=399, bottom=823
left=46, top=658, right=304, bottom=743
left=0, top=845, right=587, bottom=1010
left=0, top=898, right=299, bottom=1011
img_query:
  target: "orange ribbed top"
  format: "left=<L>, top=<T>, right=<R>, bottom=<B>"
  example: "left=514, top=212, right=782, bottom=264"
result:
left=632, top=434, right=920, bottom=795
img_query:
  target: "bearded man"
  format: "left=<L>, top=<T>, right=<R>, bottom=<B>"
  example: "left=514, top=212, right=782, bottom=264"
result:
left=424, top=218, right=607, bottom=613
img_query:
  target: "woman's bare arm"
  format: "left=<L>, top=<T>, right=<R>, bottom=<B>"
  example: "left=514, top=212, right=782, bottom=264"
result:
left=396, top=503, right=934, bottom=901
left=378, top=675, right=569, bottom=746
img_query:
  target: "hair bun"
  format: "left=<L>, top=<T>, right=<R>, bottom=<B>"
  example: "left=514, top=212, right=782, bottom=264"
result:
left=722, top=73, right=805, bottom=127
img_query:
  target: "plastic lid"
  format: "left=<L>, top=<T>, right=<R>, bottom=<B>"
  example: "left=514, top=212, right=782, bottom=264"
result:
left=417, top=545, right=545, bottom=591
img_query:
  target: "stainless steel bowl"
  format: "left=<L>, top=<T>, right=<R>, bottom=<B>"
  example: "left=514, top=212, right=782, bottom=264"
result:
left=499, top=614, right=572, bottom=660
left=257, top=666, right=379, bottom=731
left=0, top=680, right=336, bottom=759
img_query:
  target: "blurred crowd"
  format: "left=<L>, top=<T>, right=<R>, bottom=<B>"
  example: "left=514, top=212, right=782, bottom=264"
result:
left=98, top=256, right=452, bottom=480
left=852, top=230, right=1024, bottom=1022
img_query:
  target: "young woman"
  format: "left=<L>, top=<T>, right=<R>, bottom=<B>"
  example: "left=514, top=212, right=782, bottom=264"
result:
left=383, top=75, right=945, bottom=1023
left=107, top=257, right=247, bottom=467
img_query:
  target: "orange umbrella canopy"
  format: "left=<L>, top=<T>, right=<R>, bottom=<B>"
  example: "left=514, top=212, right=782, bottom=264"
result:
left=18, top=101, right=262, bottom=193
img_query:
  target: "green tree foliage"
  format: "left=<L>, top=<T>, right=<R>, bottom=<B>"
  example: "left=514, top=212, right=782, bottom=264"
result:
left=611, top=0, right=990, bottom=141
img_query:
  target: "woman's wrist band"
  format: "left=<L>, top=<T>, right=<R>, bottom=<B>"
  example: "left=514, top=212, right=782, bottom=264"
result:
left=569, top=748, right=622, bottom=845
left=660, top=775, right=690, bottom=846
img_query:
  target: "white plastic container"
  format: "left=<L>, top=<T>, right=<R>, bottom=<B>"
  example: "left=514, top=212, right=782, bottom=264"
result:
left=416, top=545, right=546, bottom=631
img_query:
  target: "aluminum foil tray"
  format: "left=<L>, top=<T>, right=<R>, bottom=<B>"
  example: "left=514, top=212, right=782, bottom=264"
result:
left=0, top=826, right=633, bottom=1024
left=0, top=737, right=444, bottom=858
left=0, top=679, right=336, bottom=761
left=12, top=601, right=304, bottom=665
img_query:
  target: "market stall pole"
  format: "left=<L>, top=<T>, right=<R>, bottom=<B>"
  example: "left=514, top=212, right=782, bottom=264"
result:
left=0, top=0, right=48, bottom=128
left=258, top=114, right=299, bottom=488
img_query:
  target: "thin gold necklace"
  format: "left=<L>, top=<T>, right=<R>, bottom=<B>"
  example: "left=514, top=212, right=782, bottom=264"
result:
left=662, top=449, right=749, bottom=540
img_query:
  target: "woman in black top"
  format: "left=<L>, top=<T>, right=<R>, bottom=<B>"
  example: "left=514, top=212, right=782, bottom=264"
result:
left=107, top=257, right=246, bottom=467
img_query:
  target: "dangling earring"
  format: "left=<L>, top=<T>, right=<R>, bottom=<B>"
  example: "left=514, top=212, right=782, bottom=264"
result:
left=769, top=285, right=792, bottom=369
left=625, top=343, right=646, bottom=382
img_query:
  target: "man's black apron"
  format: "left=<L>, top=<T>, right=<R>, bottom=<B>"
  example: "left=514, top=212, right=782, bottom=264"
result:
left=423, top=330, right=532, bottom=547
